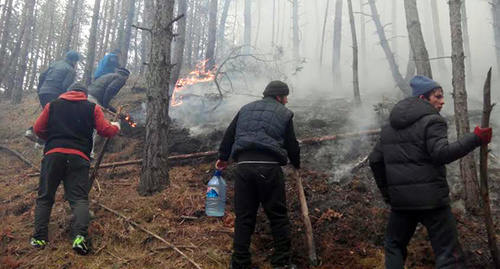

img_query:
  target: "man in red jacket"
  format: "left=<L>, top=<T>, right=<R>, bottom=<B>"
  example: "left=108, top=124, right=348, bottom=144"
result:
left=30, top=82, right=120, bottom=255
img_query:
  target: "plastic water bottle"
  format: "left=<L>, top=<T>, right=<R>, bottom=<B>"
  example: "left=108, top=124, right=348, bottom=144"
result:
left=205, top=170, right=227, bottom=217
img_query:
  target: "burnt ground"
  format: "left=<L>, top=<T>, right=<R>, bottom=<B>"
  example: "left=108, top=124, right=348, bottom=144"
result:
left=1, top=82, right=500, bottom=269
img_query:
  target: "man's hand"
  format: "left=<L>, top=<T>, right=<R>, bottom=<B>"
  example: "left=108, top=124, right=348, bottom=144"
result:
left=474, top=125, right=493, bottom=144
left=215, top=160, right=228, bottom=170
left=111, top=121, right=121, bottom=130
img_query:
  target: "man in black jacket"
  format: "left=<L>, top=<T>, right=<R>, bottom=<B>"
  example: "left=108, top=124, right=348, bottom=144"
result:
left=25, top=51, right=80, bottom=145
left=88, top=67, right=130, bottom=113
left=216, top=81, right=300, bottom=269
left=369, top=75, right=493, bottom=269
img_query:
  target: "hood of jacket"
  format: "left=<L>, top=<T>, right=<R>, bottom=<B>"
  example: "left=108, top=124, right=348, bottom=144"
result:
left=389, top=96, right=439, bottom=129
left=59, top=91, right=88, bottom=101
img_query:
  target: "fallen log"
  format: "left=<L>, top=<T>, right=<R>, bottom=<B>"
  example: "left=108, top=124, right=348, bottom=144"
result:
left=96, top=202, right=202, bottom=269
left=0, top=145, right=34, bottom=167
left=478, top=68, right=500, bottom=268
left=26, top=129, right=382, bottom=177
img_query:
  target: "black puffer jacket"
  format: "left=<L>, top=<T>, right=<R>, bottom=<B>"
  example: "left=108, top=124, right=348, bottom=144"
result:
left=369, top=97, right=481, bottom=210
left=88, top=73, right=127, bottom=112
left=38, top=59, right=76, bottom=96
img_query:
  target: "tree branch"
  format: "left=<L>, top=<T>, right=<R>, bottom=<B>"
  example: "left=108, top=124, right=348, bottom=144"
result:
left=167, top=14, right=185, bottom=29
left=131, top=24, right=152, bottom=33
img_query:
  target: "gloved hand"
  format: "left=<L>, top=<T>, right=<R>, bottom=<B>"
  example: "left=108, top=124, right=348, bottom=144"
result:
left=111, top=121, right=121, bottom=130
left=215, top=160, right=228, bottom=170
left=474, top=125, right=493, bottom=144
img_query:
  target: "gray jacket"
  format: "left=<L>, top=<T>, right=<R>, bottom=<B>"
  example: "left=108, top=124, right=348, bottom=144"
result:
left=38, top=59, right=76, bottom=96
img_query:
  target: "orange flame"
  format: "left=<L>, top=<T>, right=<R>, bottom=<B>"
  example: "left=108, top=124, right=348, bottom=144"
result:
left=124, top=115, right=137, bottom=128
left=171, top=59, right=216, bottom=107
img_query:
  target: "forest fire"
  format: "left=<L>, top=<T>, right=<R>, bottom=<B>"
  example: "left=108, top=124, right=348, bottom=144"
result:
left=171, top=59, right=216, bottom=107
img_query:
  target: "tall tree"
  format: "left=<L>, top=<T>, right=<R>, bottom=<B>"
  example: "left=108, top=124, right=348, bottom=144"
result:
left=62, top=0, right=80, bottom=56
left=359, top=0, right=366, bottom=75
left=205, top=0, right=217, bottom=70
left=83, top=0, right=102, bottom=86
left=368, top=0, right=410, bottom=95
left=332, top=0, right=343, bottom=84
left=0, top=0, right=13, bottom=76
left=404, top=0, right=432, bottom=78
left=493, top=0, right=500, bottom=77
left=171, top=0, right=187, bottom=90
left=217, top=0, right=231, bottom=55
left=461, top=0, right=473, bottom=82
left=392, top=0, right=398, bottom=59
left=12, top=0, right=36, bottom=104
left=347, top=0, right=360, bottom=105
left=319, top=0, right=330, bottom=68
left=138, top=0, right=174, bottom=196
left=292, top=0, right=300, bottom=59
left=121, top=0, right=136, bottom=67
left=243, top=0, right=251, bottom=53
left=430, top=0, right=447, bottom=72
left=449, top=0, right=480, bottom=214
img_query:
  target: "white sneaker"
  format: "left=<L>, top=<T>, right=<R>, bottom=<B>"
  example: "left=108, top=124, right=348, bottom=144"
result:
left=24, top=129, right=38, bottom=142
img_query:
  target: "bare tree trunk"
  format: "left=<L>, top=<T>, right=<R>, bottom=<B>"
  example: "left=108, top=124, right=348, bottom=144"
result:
left=205, top=0, right=217, bottom=70
left=332, top=0, right=343, bottom=84
left=83, top=0, right=102, bottom=86
left=170, top=0, right=187, bottom=91
left=272, top=0, right=276, bottom=45
left=292, top=0, right=300, bottom=59
left=347, top=0, right=360, bottom=105
left=404, top=0, right=432, bottom=78
left=319, top=0, right=330, bottom=68
left=12, top=0, right=36, bottom=104
left=449, top=0, right=480, bottom=214
left=140, top=0, right=152, bottom=74
left=493, top=0, right=500, bottom=77
left=121, top=0, right=136, bottom=67
left=62, top=0, right=80, bottom=56
left=461, top=0, right=473, bottom=83
left=102, top=0, right=115, bottom=59
left=217, top=0, right=231, bottom=56
left=138, top=0, right=174, bottom=196
left=404, top=45, right=416, bottom=81
left=360, top=0, right=366, bottom=75
left=368, top=0, right=410, bottom=95
left=42, top=0, right=55, bottom=70
left=254, top=0, right=261, bottom=46
left=430, top=0, right=447, bottom=73
left=243, top=0, right=251, bottom=53
left=392, top=0, right=398, bottom=60
left=0, top=0, right=13, bottom=76
left=97, top=0, right=109, bottom=61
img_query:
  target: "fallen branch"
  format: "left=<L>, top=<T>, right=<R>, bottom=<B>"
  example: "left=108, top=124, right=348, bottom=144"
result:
left=96, top=202, right=202, bottom=269
left=0, top=145, right=34, bottom=167
left=26, top=129, right=381, bottom=177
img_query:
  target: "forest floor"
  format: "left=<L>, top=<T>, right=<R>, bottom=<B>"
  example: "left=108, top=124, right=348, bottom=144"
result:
left=1, top=82, right=500, bottom=269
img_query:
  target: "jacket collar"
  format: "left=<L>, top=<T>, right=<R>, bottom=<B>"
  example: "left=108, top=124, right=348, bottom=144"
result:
left=59, top=91, right=88, bottom=101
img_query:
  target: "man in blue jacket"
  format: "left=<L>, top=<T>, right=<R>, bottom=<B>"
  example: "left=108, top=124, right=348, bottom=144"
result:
left=94, top=48, right=122, bottom=80
left=369, top=76, right=493, bottom=269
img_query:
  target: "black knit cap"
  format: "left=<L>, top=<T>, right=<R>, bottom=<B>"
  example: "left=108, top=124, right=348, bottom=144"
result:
left=115, top=67, right=130, bottom=77
left=68, top=82, right=88, bottom=96
left=263, top=80, right=290, bottom=96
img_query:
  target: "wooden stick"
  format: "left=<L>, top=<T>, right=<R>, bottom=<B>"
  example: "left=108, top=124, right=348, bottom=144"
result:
left=293, top=170, right=318, bottom=265
left=96, top=202, right=202, bottom=269
left=479, top=67, right=500, bottom=268
left=0, top=145, right=34, bottom=167
left=298, top=129, right=380, bottom=144
left=90, top=106, right=123, bottom=188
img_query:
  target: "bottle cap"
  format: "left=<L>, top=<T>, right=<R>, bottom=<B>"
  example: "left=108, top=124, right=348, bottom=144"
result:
left=215, top=170, right=222, bottom=177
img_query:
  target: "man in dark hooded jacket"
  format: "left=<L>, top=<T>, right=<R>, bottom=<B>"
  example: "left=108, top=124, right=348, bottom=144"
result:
left=88, top=67, right=130, bottom=113
left=25, top=50, right=80, bottom=145
left=369, top=75, right=493, bottom=269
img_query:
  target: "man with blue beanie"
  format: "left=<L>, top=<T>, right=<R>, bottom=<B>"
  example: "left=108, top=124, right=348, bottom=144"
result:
left=94, top=48, right=122, bottom=80
left=369, top=75, right=493, bottom=268
left=25, top=50, right=80, bottom=146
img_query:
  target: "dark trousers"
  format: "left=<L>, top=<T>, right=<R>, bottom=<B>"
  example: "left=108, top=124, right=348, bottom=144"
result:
left=232, top=163, right=291, bottom=267
left=385, top=206, right=465, bottom=269
left=33, top=153, right=91, bottom=241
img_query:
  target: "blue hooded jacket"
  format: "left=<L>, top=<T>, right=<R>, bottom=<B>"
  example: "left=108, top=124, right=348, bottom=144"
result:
left=94, top=52, right=120, bottom=80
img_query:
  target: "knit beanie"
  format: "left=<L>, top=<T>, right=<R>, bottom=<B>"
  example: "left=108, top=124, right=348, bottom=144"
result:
left=263, top=81, right=290, bottom=96
left=68, top=82, right=88, bottom=96
left=115, top=67, right=131, bottom=77
left=410, top=76, right=441, bottom=96
left=66, top=50, right=80, bottom=62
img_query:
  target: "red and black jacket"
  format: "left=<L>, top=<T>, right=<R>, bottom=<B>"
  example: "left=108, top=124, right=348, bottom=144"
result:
left=33, top=91, right=119, bottom=161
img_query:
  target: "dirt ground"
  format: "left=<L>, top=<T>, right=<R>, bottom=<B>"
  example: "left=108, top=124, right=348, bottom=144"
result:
left=1, top=84, right=499, bottom=269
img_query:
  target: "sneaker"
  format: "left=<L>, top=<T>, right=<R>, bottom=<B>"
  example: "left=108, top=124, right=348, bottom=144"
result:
left=24, top=129, right=38, bottom=142
left=34, top=142, right=44, bottom=149
left=72, top=235, right=89, bottom=255
left=30, top=237, right=47, bottom=248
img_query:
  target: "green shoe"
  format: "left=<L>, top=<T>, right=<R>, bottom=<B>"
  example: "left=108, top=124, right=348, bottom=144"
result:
left=30, top=237, right=47, bottom=248
left=72, top=235, right=89, bottom=255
